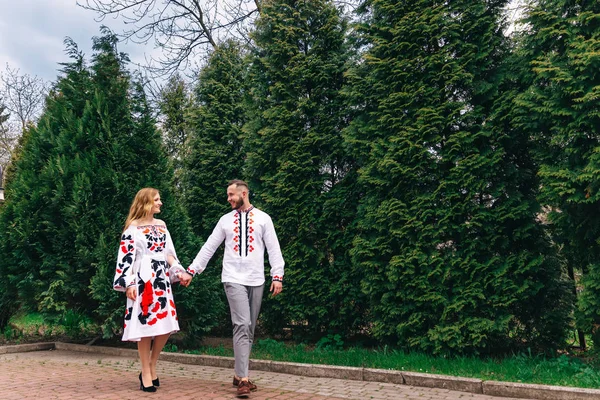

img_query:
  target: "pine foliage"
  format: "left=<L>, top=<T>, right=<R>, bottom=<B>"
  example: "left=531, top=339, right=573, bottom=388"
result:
left=245, top=0, right=367, bottom=340
left=516, top=0, right=600, bottom=343
left=182, top=40, right=248, bottom=238
left=346, top=0, right=572, bottom=354
left=179, top=41, right=253, bottom=334
left=0, top=29, right=218, bottom=339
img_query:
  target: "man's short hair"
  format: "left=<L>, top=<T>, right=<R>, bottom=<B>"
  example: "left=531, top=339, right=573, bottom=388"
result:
left=228, top=179, right=249, bottom=191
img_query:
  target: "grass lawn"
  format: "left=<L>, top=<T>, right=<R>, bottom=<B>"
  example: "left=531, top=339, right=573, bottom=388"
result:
left=166, top=338, right=600, bottom=389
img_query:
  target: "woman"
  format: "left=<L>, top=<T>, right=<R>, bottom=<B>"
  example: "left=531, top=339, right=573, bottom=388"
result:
left=113, top=188, right=187, bottom=392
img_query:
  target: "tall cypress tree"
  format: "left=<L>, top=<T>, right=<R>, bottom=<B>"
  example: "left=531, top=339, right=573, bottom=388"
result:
left=516, top=0, right=600, bottom=344
left=182, top=40, right=248, bottom=238
left=0, top=40, right=90, bottom=320
left=158, top=73, right=191, bottom=187
left=346, top=0, right=571, bottom=354
left=179, top=40, right=252, bottom=334
left=0, top=29, right=219, bottom=339
left=246, top=0, right=365, bottom=340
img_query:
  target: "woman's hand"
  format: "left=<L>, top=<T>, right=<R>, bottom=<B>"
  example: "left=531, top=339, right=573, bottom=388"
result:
left=126, top=286, right=137, bottom=300
left=178, top=272, right=193, bottom=287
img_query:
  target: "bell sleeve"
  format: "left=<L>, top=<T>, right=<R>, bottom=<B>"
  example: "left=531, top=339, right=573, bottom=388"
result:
left=113, top=227, right=138, bottom=292
left=165, top=228, right=186, bottom=283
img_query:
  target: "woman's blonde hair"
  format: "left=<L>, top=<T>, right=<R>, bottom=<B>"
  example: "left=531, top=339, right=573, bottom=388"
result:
left=124, top=187, right=159, bottom=230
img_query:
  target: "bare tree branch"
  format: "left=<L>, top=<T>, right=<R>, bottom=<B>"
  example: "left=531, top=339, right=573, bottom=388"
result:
left=78, top=0, right=359, bottom=78
left=0, top=100, right=18, bottom=184
left=0, top=64, right=48, bottom=132
left=78, top=0, right=260, bottom=77
left=0, top=66, right=48, bottom=184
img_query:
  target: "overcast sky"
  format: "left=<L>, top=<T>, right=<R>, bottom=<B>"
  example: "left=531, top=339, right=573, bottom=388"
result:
left=0, top=0, right=156, bottom=83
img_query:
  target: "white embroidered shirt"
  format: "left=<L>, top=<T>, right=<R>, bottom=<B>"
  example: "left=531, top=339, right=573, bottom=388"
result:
left=187, top=207, right=285, bottom=286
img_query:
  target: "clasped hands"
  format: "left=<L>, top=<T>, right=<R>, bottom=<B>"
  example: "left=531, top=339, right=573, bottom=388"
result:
left=177, top=271, right=193, bottom=287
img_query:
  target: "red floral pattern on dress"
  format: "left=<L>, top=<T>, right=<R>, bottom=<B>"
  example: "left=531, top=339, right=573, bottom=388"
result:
left=114, top=225, right=175, bottom=328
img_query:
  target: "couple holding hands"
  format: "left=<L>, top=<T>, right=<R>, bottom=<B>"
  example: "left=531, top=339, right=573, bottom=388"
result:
left=113, top=180, right=284, bottom=397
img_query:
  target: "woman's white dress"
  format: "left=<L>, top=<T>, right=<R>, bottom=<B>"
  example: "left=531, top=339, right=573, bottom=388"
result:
left=113, top=224, right=185, bottom=341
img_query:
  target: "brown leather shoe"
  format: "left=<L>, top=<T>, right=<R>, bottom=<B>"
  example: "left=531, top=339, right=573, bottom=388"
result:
left=237, top=380, right=251, bottom=397
left=233, top=376, right=257, bottom=391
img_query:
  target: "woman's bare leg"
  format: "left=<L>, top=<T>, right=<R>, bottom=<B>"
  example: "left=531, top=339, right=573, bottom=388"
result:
left=150, top=333, right=171, bottom=380
left=138, top=337, right=153, bottom=387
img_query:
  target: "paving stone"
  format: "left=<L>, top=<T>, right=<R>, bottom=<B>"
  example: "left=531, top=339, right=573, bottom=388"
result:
left=0, top=349, right=528, bottom=400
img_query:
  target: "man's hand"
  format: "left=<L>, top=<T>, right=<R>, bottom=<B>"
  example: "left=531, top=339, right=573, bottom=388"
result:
left=178, top=272, right=193, bottom=287
left=270, top=281, right=283, bottom=296
left=126, top=286, right=137, bottom=300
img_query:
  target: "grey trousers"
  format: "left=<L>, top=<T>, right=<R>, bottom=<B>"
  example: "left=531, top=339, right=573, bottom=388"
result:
left=224, top=282, right=264, bottom=378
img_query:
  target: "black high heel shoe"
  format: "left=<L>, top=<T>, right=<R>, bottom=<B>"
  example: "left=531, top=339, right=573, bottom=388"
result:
left=152, top=377, right=160, bottom=387
left=139, top=373, right=157, bottom=392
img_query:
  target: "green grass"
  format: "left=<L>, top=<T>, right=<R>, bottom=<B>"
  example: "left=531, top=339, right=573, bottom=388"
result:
left=3, top=313, right=54, bottom=340
left=168, top=338, right=600, bottom=389
left=3, top=311, right=98, bottom=341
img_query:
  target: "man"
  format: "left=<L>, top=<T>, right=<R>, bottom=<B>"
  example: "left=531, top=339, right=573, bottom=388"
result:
left=180, top=179, right=284, bottom=398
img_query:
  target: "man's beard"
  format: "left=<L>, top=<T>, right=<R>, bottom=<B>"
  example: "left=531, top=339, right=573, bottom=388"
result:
left=232, top=197, right=244, bottom=209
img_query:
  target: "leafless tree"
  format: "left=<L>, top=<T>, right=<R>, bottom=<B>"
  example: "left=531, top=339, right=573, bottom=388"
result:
left=78, top=0, right=361, bottom=78
left=0, top=66, right=48, bottom=186
left=78, top=0, right=261, bottom=76
left=0, top=101, right=16, bottom=186
left=0, top=64, right=48, bottom=132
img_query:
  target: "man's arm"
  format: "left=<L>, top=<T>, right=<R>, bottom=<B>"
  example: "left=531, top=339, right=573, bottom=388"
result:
left=179, top=219, right=226, bottom=288
left=263, top=215, right=284, bottom=296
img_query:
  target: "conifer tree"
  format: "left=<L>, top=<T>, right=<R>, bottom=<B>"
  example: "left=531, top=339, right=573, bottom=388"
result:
left=178, top=41, right=252, bottom=332
left=246, top=0, right=365, bottom=340
left=516, top=0, right=600, bottom=345
left=0, top=29, right=220, bottom=339
left=182, top=40, right=248, bottom=238
left=158, top=73, right=191, bottom=186
left=346, top=0, right=571, bottom=354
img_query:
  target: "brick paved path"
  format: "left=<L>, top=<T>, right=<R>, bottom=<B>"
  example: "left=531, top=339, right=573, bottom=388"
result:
left=0, top=350, right=527, bottom=400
